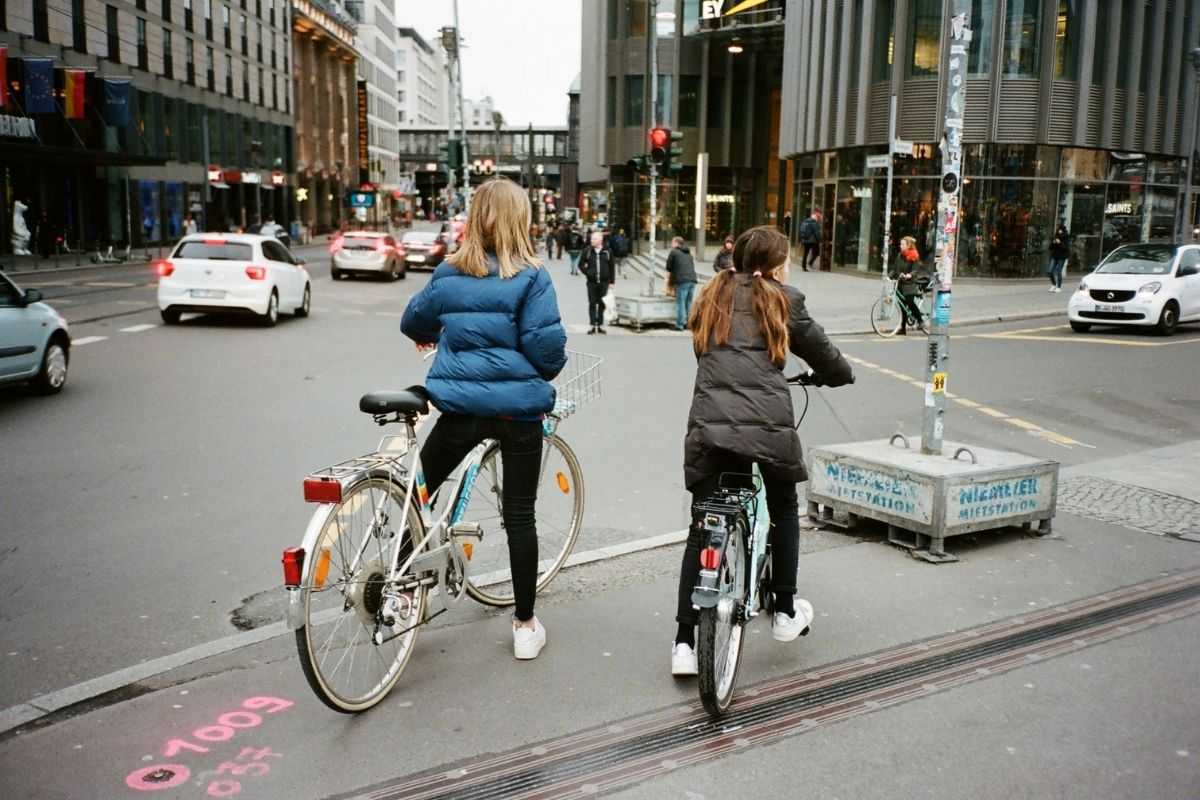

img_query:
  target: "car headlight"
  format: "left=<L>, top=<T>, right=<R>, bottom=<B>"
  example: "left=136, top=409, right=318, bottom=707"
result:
left=1077, top=280, right=1089, bottom=292
left=1137, top=281, right=1162, bottom=295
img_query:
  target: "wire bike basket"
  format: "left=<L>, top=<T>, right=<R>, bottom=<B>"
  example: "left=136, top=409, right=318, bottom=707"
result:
left=550, top=350, right=603, bottom=421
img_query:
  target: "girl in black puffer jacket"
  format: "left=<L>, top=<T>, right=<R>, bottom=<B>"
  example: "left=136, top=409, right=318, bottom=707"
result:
left=671, top=226, right=854, bottom=676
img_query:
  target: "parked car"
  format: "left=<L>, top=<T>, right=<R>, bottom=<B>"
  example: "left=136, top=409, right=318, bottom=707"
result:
left=1068, top=242, right=1200, bottom=335
left=399, top=231, right=447, bottom=271
left=156, top=234, right=311, bottom=327
left=330, top=231, right=404, bottom=281
left=0, top=272, right=71, bottom=394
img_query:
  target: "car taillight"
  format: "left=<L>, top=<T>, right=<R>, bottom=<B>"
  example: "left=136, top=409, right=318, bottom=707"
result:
left=395, top=247, right=406, bottom=257
left=245, top=265, right=267, bottom=280
left=282, top=547, right=305, bottom=587
left=330, top=237, right=344, bottom=254
left=154, top=260, right=175, bottom=277
left=430, top=244, right=444, bottom=256
left=204, top=238, right=226, bottom=245
left=699, top=547, right=721, bottom=570
left=375, top=240, right=390, bottom=252
left=303, top=478, right=342, bottom=504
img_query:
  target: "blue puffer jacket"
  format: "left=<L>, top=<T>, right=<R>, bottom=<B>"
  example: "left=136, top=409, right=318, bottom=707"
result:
left=400, top=257, right=568, bottom=421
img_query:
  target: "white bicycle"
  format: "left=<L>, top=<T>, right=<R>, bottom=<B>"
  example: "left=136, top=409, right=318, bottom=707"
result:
left=282, top=351, right=601, bottom=712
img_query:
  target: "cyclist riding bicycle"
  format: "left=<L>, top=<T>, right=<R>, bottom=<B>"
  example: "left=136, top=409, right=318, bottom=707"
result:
left=673, top=225, right=854, bottom=676
left=400, top=178, right=568, bottom=661
left=889, top=235, right=930, bottom=335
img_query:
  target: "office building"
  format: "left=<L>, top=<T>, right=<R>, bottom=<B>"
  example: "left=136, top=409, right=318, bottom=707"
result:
left=352, top=0, right=401, bottom=216
left=396, top=27, right=447, bottom=127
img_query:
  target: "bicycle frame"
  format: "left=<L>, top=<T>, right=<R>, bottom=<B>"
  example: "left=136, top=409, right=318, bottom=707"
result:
left=690, top=465, right=772, bottom=619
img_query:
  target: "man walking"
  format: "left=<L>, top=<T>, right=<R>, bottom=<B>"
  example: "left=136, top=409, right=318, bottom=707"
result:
left=609, top=227, right=629, bottom=278
left=798, top=209, right=821, bottom=272
left=567, top=225, right=585, bottom=275
left=581, top=231, right=614, bottom=334
left=665, top=236, right=698, bottom=331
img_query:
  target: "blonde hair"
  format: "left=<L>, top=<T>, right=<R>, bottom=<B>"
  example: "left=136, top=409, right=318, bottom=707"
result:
left=447, top=178, right=541, bottom=278
left=900, top=236, right=917, bottom=251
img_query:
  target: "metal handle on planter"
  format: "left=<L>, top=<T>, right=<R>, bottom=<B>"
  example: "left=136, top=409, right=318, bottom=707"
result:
left=889, top=433, right=910, bottom=450
left=952, top=447, right=977, bottom=465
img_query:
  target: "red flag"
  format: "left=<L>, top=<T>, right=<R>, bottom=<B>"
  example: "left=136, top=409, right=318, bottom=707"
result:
left=64, top=69, right=86, bottom=119
left=0, top=47, right=8, bottom=108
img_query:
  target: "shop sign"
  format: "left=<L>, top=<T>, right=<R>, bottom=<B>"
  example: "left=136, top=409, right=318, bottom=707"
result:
left=852, top=186, right=872, bottom=199
left=0, top=114, right=37, bottom=139
left=295, top=188, right=309, bottom=202
left=356, top=80, right=369, bottom=167
left=866, top=154, right=890, bottom=169
left=207, top=165, right=223, bottom=183
left=706, top=193, right=735, bottom=203
left=1105, top=201, right=1133, bottom=215
left=243, top=172, right=262, bottom=184
left=347, top=192, right=375, bottom=208
left=271, top=171, right=285, bottom=186
left=223, top=169, right=242, bottom=184
left=702, top=0, right=769, bottom=20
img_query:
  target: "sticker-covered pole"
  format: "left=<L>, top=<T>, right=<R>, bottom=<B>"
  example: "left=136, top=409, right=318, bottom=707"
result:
left=921, top=2, right=971, bottom=456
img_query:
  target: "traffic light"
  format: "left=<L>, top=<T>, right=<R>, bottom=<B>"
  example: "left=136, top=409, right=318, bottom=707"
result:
left=649, top=127, right=670, bottom=168
left=667, top=129, right=684, bottom=176
left=627, top=154, right=649, bottom=174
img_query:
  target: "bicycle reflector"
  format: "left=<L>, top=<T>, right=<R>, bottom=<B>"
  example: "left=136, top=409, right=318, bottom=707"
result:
left=303, top=478, right=342, bottom=504
left=700, top=547, right=721, bottom=570
left=282, top=547, right=305, bottom=587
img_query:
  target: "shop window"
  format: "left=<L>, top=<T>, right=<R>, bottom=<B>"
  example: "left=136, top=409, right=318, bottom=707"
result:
left=1060, top=148, right=1108, bottom=181
left=678, top=76, right=700, bottom=127
left=908, top=0, right=941, bottom=78
left=970, top=144, right=1061, bottom=178
left=1054, top=0, right=1080, bottom=79
left=624, top=75, right=643, bottom=126
left=1003, top=0, right=1041, bottom=76
left=706, top=77, right=724, bottom=127
left=1108, top=152, right=1147, bottom=183
left=1147, top=158, right=1184, bottom=185
left=1102, top=183, right=1145, bottom=253
left=626, top=0, right=646, bottom=38
left=834, top=177, right=886, bottom=272
left=873, top=0, right=894, bottom=82
left=958, top=178, right=1058, bottom=277
left=893, top=144, right=939, bottom=177
left=968, top=0, right=995, bottom=75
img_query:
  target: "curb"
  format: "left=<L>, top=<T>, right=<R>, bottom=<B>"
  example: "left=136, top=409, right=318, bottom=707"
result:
left=826, top=309, right=1063, bottom=337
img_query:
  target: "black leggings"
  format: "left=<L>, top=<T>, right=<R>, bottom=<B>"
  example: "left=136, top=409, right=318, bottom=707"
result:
left=676, top=460, right=801, bottom=631
left=419, top=414, right=544, bottom=621
left=898, top=292, right=924, bottom=332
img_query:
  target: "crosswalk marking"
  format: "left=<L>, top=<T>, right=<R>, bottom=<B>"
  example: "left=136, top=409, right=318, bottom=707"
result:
left=119, top=323, right=158, bottom=333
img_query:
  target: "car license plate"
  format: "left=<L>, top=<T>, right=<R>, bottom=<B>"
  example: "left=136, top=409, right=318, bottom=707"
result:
left=407, top=255, right=426, bottom=263
left=191, top=289, right=226, bottom=299
left=1095, top=303, right=1123, bottom=313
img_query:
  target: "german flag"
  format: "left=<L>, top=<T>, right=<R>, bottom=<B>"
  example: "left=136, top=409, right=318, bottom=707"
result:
left=63, top=69, right=86, bottom=119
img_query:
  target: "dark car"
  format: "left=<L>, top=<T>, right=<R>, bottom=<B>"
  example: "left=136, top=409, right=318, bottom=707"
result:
left=400, top=231, right=447, bottom=270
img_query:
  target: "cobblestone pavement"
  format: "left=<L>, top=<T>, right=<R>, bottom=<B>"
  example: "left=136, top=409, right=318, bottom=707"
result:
left=1058, top=476, right=1200, bottom=541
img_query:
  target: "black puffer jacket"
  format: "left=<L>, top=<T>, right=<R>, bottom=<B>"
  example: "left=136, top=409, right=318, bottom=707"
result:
left=684, top=276, right=854, bottom=489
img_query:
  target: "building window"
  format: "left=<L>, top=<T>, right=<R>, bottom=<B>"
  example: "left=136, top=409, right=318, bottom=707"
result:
left=186, top=37, right=195, bottom=84
left=267, top=0, right=274, bottom=26
left=137, top=18, right=148, bottom=70
left=107, top=6, right=121, bottom=62
left=624, top=74, right=644, bottom=126
left=205, top=0, right=212, bottom=40
left=163, top=28, right=174, bottom=78
left=1002, top=0, right=1042, bottom=76
left=255, top=0, right=261, bottom=18
left=240, top=14, right=247, bottom=55
left=206, top=46, right=215, bottom=90
left=184, top=0, right=193, bottom=31
left=33, top=0, right=48, bottom=42
left=258, top=67, right=264, bottom=105
left=654, top=73, right=672, bottom=126
left=256, top=22, right=262, bottom=61
left=968, top=0, right=995, bottom=74
left=908, top=0, right=940, bottom=77
left=136, top=0, right=146, bottom=10
left=706, top=77, right=724, bottom=127
left=678, top=75, right=700, bottom=127
left=606, top=76, right=616, bottom=127
left=162, top=0, right=171, bottom=23
left=272, top=75, right=278, bottom=109
left=226, top=53, right=233, bottom=95
left=607, top=0, right=618, bottom=38
left=1053, top=0, right=1079, bottom=79
left=72, top=0, right=87, bottom=52
left=271, top=36, right=276, bottom=68
left=873, top=0, right=894, bottom=82
left=626, top=0, right=646, bottom=37
left=243, top=67, right=249, bottom=102
left=223, top=5, right=231, bottom=48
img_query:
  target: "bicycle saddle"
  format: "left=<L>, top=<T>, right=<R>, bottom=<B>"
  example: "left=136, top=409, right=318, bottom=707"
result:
left=359, top=386, right=430, bottom=416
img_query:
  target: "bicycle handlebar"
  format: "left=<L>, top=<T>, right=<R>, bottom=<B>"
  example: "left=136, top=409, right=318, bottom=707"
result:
left=786, top=370, right=856, bottom=387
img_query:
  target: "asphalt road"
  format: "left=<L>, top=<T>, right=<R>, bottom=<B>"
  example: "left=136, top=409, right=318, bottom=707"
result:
left=1, top=244, right=1199, bottom=797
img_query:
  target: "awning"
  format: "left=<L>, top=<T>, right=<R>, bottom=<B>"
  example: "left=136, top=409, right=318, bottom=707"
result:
left=0, top=141, right=167, bottom=167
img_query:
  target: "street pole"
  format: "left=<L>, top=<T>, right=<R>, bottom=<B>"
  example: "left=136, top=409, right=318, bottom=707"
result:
left=648, top=0, right=659, bottom=296
left=1179, top=48, right=1200, bottom=242
left=453, top=0, right=470, bottom=214
left=445, top=55, right=457, bottom=206
left=882, top=94, right=897, bottom=280
left=922, top=2, right=970, bottom=456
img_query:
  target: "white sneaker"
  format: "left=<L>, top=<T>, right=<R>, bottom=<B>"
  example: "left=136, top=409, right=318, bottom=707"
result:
left=513, top=617, right=546, bottom=660
left=671, top=642, right=698, bottom=676
left=1048, top=286, right=1057, bottom=292
left=1054, top=286, right=1063, bottom=293
left=772, top=599, right=815, bottom=642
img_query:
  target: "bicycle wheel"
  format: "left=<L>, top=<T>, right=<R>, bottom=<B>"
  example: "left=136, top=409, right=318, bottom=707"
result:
left=697, top=513, right=750, bottom=717
left=457, top=435, right=585, bottom=607
left=870, top=296, right=903, bottom=337
left=295, top=476, right=429, bottom=713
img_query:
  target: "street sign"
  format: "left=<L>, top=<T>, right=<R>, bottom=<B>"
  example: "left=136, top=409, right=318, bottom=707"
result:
left=893, top=139, right=914, bottom=155
left=866, top=154, right=891, bottom=169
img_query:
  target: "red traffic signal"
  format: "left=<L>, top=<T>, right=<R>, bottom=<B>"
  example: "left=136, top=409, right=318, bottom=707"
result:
left=649, top=127, right=669, bottom=148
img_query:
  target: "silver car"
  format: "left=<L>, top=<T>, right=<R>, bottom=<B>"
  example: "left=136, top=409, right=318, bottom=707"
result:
left=330, top=232, right=405, bottom=281
left=0, top=272, right=71, bottom=394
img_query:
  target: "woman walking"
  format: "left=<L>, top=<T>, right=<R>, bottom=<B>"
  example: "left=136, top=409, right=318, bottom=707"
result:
left=401, top=178, right=568, bottom=660
left=671, top=226, right=854, bottom=676
left=1047, top=223, right=1069, bottom=292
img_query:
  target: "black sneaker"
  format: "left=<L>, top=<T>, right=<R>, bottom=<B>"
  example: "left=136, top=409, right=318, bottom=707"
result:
left=597, top=327, right=607, bottom=335
left=587, top=326, right=596, bottom=335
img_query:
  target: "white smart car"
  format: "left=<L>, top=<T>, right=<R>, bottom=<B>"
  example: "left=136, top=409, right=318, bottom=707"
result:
left=157, top=234, right=311, bottom=327
left=1068, top=242, right=1200, bottom=335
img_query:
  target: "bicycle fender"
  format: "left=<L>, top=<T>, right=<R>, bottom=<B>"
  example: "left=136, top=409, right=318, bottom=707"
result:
left=286, top=501, right=338, bottom=630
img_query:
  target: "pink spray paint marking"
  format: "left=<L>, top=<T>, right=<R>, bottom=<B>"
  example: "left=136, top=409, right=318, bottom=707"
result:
left=124, top=696, right=292, bottom=794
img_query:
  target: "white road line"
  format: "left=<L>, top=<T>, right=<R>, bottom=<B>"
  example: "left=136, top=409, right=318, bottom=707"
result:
left=71, top=336, right=108, bottom=346
left=84, top=281, right=136, bottom=288
left=119, top=323, right=158, bottom=333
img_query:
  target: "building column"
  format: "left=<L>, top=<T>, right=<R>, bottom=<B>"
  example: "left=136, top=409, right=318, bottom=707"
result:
left=1122, top=0, right=1146, bottom=151
left=1072, top=0, right=1098, bottom=145
left=721, top=51, right=733, bottom=165
left=857, top=0, right=876, bottom=147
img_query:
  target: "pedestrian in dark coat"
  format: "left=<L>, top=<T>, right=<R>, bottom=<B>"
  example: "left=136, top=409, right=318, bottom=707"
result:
left=670, top=225, right=854, bottom=676
left=889, top=235, right=928, bottom=335
left=713, top=235, right=735, bottom=272
left=665, top=236, right=698, bottom=330
left=1047, top=223, right=1069, bottom=292
left=580, top=231, right=614, bottom=334
left=798, top=210, right=821, bottom=271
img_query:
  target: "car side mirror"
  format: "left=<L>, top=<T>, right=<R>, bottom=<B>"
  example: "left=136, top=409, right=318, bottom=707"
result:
left=21, top=288, right=43, bottom=306
left=1179, top=264, right=1199, bottom=277
left=294, top=256, right=306, bottom=265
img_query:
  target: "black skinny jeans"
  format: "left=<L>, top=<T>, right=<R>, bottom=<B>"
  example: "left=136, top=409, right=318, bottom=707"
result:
left=419, top=414, right=544, bottom=622
left=675, top=459, right=801, bottom=628
left=898, top=292, right=924, bottom=333
left=587, top=282, right=607, bottom=327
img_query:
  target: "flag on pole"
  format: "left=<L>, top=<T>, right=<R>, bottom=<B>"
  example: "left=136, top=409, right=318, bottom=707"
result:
left=100, top=78, right=133, bottom=127
left=0, top=48, right=9, bottom=107
left=24, top=58, right=55, bottom=114
left=63, top=69, right=86, bottom=119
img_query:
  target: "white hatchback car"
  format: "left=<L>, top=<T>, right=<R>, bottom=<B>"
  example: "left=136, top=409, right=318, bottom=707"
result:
left=1068, top=242, right=1200, bottom=335
left=157, top=234, right=311, bottom=327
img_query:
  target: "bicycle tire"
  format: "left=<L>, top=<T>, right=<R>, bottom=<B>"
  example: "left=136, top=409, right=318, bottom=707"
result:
left=461, top=435, right=585, bottom=607
left=295, top=476, right=428, bottom=713
left=697, top=513, right=749, bottom=717
left=870, top=297, right=903, bottom=338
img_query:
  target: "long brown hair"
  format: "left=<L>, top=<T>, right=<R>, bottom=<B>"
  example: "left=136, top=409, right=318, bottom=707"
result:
left=447, top=178, right=541, bottom=278
left=690, top=226, right=791, bottom=366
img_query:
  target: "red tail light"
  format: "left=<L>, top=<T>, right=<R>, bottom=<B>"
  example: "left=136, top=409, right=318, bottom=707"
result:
left=204, top=237, right=227, bottom=245
left=374, top=239, right=391, bottom=252
left=282, top=547, right=305, bottom=587
left=245, top=265, right=267, bottom=280
left=699, top=547, right=721, bottom=570
left=154, top=260, right=175, bottom=277
left=430, top=244, right=444, bottom=256
left=303, top=478, right=342, bottom=504
left=330, top=236, right=344, bottom=254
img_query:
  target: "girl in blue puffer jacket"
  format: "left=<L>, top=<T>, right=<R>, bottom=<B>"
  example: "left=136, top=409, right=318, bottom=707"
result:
left=401, top=178, right=568, bottom=661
